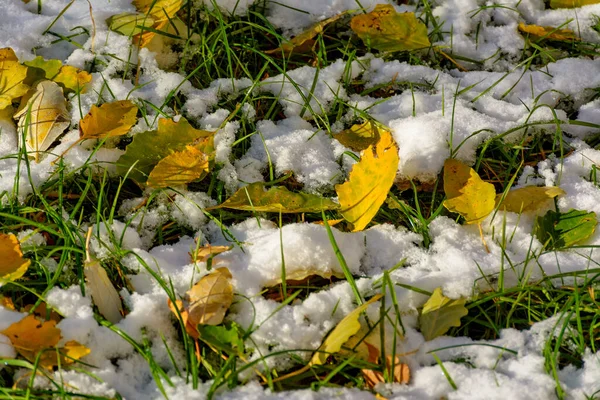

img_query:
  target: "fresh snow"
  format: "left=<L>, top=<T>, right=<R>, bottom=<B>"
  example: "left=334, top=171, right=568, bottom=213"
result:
left=1, top=0, right=600, bottom=399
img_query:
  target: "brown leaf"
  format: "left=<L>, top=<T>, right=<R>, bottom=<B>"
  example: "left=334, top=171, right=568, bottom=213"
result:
left=361, top=342, right=410, bottom=388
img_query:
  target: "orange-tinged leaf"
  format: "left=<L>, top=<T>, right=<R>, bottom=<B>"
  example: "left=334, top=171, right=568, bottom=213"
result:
left=54, top=65, right=92, bottom=94
left=23, top=302, right=61, bottom=323
left=266, top=14, right=343, bottom=55
left=187, top=267, right=233, bottom=326
left=60, top=340, right=91, bottom=365
left=190, top=244, right=232, bottom=263
left=550, top=0, right=600, bottom=8
left=336, top=129, right=399, bottom=231
left=0, top=233, right=31, bottom=283
left=0, top=52, right=29, bottom=110
left=334, top=121, right=381, bottom=152
left=84, top=259, right=124, bottom=324
left=0, top=295, right=15, bottom=310
left=168, top=298, right=199, bottom=338
left=1, top=315, right=61, bottom=359
left=130, top=0, right=184, bottom=47
left=79, top=100, right=138, bottom=140
left=350, top=5, right=430, bottom=52
left=310, top=294, right=382, bottom=366
left=518, top=23, right=579, bottom=41
left=147, top=143, right=211, bottom=188
left=443, top=159, right=495, bottom=224
left=361, top=342, right=410, bottom=388
left=14, top=80, right=70, bottom=160
left=496, top=186, right=565, bottom=213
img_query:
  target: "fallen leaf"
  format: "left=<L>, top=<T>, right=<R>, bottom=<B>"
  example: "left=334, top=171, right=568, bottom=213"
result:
left=0, top=294, right=15, bottom=310
left=550, top=0, right=600, bottom=8
left=0, top=49, right=29, bottom=109
left=168, top=298, right=197, bottom=338
left=190, top=244, right=232, bottom=263
left=333, top=121, right=381, bottom=152
left=1, top=315, right=60, bottom=362
left=419, top=288, right=468, bottom=341
left=131, top=0, right=184, bottom=47
left=79, top=100, right=138, bottom=140
left=336, top=128, right=399, bottom=231
left=362, top=342, right=410, bottom=388
left=208, top=183, right=340, bottom=213
left=266, top=13, right=343, bottom=55
left=14, top=80, right=70, bottom=161
left=310, top=294, right=382, bottom=366
left=53, top=65, right=92, bottom=94
left=443, top=159, right=496, bottom=224
left=117, top=117, right=214, bottom=183
left=106, top=12, right=156, bottom=37
left=535, top=209, right=597, bottom=250
left=60, top=340, right=91, bottom=365
left=24, top=56, right=62, bottom=83
left=84, top=259, right=124, bottom=324
left=350, top=5, right=430, bottom=52
left=187, top=267, right=233, bottom=326
left=23, top=302, right=61, bottom=323
left=0, top=233, right=31, bottom=283
left=518, top=23, right=579, bottom=41
left=147, top=141, right=213, bottom=188
left=496, top=186, right=565, bottom=213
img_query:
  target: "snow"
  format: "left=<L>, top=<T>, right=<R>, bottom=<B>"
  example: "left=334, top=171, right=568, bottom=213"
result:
left=2, top=0, right=600, bottom=398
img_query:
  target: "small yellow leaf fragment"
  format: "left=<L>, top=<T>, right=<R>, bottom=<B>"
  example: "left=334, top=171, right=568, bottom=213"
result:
left=129, top=0, right=184, bottom=47
left=443, top=159, right=495, bottom=224
left=187, top=267, right=234, bottom=326
left=0, top=49, right=29, bottom=110
left=147, top=144, right=211, bottom=188
left=419, top=288, right=468, bottom=341
left=336, top=129, right=399, bottom=231
left=14, top=80, right=70, bottom=160
left=350, top=5, right=430, bottom=52
left=54, top=65, right=92, bottom=94
left=310, top=294, right=382, bottom=366
left=497, top=186, right=565, bottom=213
left=60, top=340, right=91, bottom=365
left=190, top=244, right=232, bottom=263
left=0, top=233, right=31, bottom=283
left=266, top=13, right=343, bottom=55
left=518, top=23, right=579, bottom=41
left=84, top=259, right=124, bottom=324
left=79, top=100, right=138, bottom=140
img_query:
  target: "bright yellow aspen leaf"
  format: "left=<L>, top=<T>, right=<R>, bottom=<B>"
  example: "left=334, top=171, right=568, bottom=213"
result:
left=443, top=159, right=495, bottom=224
left=497, top=186, right=565, bottom=213
left=518, top=23, right=579, bottom=41
left=310, top=294, right=382, bottom=366
left=350, top=5, right=430, bottom=52
left=130, top=0, right=184, bottom=47
left=333, top=121, right=381, bottom=152
left=14, top=80, right=70, bottom=161
left=60, top=340, right=92, bottom=365
left=336, top=129, right=399, bottom=231
left=54, top=65, right=92, bottom=94
left=106, top=13, right=156, bottom=37
left=550, top=0, right=600, bottom=7
left=147, top=143, right=211, bottom=188
left=79, top=100, right=138, bottom=140
left=187, top=267, right=233, bottom=326
left=266, top=13, right=343, bottom=55
left=0, top=233, right=30, bottom=283
left=0, top=50, right=29, bottom=110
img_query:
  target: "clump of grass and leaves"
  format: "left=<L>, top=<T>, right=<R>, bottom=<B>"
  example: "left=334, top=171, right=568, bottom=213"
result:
left=2, top=0, right=600, bottom=399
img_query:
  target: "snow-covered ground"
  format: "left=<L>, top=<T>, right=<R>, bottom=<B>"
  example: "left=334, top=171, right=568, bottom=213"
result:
left=1, top=0, right=600, bottom=398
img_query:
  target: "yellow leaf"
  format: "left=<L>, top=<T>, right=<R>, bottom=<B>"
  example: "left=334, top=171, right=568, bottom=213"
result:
left=336, top=129, right=399, bottom=231
left=333, top=121, right=381, bottom=152
left=518, top=23, right=579, bottom=42
left=106, top=12, right=156, bottom=37
left=0, top=50, right=29, bottom=110
left=84, top=259, right=124, bottom=324
left=310, top=294, right=382, bottom=366
left=266, top=13, right=343, bottom=55
left=550, top=0, right=600, bottom=8
left=130, top=0, right=184, bottom=47
left=60, top=340, right=91, bottom=365
left=24, top=56, right=63, bottom=84
left=350, top=5, right=430, bottom=52
left=79, top=100, right=138, bottom=140
left=187, top=267, right=234, bottom=326
left=168, top=298, right=198, bottom=338
left=147, top=142, right=212, bottom=188
left=14, top=80, right=70, bottom=161
left=419, top=288, right=468, bottom=341
left=190, top=244, right=232, bottom=263
left=0, top=233, right=31, bottom=283
left=54, top=65, right=92, bottom=94
left=1, top=315, right=61, bottom=362
left=443, top=159, right=495, bottom=224
left=496, top=186, right=565, bottom=213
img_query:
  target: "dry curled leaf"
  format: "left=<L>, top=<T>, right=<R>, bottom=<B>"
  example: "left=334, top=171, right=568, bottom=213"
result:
left=79, top=100, right=138, bottom=140
left=362, top=342, right=410, bottom=388
left=84, top=259, right=124, bottom=324
left=336, top=129, right=399, bottom=231
left=0, top=233, right=31, bottom=284
left=443, top=159, right=495, bottom=224
left=14, top=80, right=70, bottom=161
left=350, top=5, right=430, bottom=52
left=518, top=23, right=579, bottom=41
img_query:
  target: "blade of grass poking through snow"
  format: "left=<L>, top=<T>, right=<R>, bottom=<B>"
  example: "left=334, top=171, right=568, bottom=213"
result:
left=322, top=209, right=362, bottom=305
